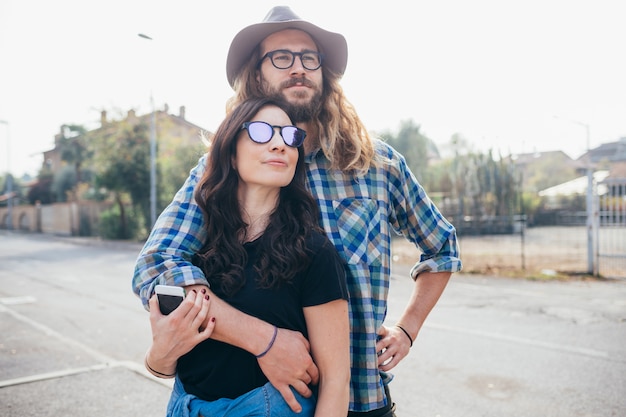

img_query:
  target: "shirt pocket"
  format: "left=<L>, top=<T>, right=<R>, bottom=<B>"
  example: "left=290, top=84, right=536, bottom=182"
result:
left=333, top=198, right=383, bottom=266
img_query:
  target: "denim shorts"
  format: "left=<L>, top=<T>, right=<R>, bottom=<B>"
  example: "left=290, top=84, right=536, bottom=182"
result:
left=166, top=376, right=317, bottom=417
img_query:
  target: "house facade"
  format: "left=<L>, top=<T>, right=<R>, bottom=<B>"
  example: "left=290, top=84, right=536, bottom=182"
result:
left=42, top=104, right=210, bottom=175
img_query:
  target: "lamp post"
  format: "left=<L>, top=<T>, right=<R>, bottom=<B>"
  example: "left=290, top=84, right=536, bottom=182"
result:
left=0, top=119, right=12, bottom=230
left=554, top=116, right=595, bottom=275
left=580, top=122, right=596, bottom=276
left=138, top=33, right=157, bottom=227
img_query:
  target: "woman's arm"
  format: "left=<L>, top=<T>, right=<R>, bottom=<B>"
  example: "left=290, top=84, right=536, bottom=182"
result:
left=183, top=285, right=320, bottom=414
left=304, top=299, right=351, bottom=417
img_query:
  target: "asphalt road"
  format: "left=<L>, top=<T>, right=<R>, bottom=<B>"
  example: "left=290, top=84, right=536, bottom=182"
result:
left=1, top=231, right=625, bottom=416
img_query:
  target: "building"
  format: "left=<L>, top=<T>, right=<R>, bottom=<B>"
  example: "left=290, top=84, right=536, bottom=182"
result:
left=42, top=104, right=210, bottom=175
left=578, top=137, right=626, bottom=166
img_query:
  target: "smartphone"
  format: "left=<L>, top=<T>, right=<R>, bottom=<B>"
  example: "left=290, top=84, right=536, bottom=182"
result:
left=155, top=285, right=185, bottom=315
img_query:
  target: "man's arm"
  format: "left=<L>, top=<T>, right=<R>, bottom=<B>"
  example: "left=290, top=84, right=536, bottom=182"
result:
left=377, top=143, right=461, bottom=368
left=132, top=156, right=212, bottom=306
left=376, top=271, right=450, bottom=370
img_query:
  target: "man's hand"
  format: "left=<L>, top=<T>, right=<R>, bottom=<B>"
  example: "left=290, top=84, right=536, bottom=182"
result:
left=257, top=328, right=319, bottom=413
left=375, top=325, right=411, bottom=372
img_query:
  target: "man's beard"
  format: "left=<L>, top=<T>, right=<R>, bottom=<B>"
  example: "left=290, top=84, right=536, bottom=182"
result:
left=261, top=77, right=323, bottom=123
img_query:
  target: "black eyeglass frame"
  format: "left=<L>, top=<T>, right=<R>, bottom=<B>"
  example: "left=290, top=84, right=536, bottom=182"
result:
left=241, top=121, right=307, bottom=148
left=257, top=49, right=324, bottom=71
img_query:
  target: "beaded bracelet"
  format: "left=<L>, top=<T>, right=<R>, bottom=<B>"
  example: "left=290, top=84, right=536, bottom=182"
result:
left=255, top=325, right=278, bottom=358
left=395, top=324, right=413, bottom=347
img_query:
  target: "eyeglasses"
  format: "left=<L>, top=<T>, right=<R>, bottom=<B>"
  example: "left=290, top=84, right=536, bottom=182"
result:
left=258, top=49, right=324, bottom=71
left=241, top=121, right=307, bottom=148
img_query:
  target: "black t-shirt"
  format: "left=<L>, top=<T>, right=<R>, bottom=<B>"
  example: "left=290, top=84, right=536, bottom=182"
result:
left=177, top=231, right=348, bottom=401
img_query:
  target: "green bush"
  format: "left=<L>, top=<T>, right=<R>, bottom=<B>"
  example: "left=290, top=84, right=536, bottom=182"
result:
left=98, top=205, right=141, bottom=240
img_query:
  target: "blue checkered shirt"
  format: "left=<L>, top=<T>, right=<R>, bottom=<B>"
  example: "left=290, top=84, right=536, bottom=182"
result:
left=132, top=139, right=461, bottom=412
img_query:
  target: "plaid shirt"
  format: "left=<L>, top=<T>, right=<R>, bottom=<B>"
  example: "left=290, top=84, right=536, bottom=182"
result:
left=132, top=139, right=462, bottom=412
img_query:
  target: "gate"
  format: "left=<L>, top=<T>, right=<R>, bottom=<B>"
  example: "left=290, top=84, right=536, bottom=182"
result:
left=595, top=177, right=626, bottom=279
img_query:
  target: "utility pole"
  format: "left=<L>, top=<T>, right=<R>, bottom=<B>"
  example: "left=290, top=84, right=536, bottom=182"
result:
left=554, top=116, right=595, bottom=275
left=138, top=33, right=157, bottom=227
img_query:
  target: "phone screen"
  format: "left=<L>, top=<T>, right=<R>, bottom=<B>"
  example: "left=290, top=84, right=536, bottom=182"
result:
left=157, top=294, right=183, bottom=315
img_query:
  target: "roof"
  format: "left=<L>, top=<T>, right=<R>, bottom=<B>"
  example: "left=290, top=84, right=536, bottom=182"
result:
left=538, top=170, right=610, bottom=197
left=579, top=137, right=626, bottom=163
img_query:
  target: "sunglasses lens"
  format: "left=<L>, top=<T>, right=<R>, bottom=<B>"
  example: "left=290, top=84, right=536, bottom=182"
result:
left=243, top=122, right=306, bottom=147
left=247, top=122, right=273, bottom=143
left=282, top=126, right=306, bottom=147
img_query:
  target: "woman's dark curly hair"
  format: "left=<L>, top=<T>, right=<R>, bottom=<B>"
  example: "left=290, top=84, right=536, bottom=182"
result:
left=193, top=97, right=322, bottom=296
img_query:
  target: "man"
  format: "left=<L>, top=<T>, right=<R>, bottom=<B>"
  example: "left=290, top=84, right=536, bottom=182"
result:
left=133, top=6, right=462, bottom=416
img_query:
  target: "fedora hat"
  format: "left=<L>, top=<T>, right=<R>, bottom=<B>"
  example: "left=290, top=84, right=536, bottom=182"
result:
left=226, top=6, right=348, bottom=87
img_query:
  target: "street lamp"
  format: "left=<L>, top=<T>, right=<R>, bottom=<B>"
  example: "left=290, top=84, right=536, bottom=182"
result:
left=554, top=116, right=595, bottom=275
left=0, top=119, right=12, bottom=230
left=138, top=33, right=157, bottom=227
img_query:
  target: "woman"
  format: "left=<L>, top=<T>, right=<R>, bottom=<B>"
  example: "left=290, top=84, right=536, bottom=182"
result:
left=144, top=97, right=350, bottom=417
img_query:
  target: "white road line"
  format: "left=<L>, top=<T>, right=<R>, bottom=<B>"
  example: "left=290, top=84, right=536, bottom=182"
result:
left=0, top=360, right=173, bottom=389
left=3, top=303, right=114, bottom=364
left=0, top=363, right=114, bottom=388
left=0, top=305, right=172, bottom=388
left=0, top=296, right=37, bottom=305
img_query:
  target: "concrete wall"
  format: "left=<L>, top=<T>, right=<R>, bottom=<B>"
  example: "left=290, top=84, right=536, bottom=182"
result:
left=0, top=204, right=40, bottom=232
left=0, top=201, right=111, bottom=236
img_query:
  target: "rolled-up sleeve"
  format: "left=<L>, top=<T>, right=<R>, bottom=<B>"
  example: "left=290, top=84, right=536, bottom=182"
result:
left=387, top=146, right=462, bottom=280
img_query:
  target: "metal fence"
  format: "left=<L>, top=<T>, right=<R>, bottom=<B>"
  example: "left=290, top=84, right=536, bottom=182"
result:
left=455, top=225, right=590, bottom=276
left=596, top=178, right=626, bottom=278
left=453, top=176, right=626, bottom=279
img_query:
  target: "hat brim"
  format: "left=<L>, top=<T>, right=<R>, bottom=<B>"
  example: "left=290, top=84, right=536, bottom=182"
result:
left=226, top=20, right=348, bottom=87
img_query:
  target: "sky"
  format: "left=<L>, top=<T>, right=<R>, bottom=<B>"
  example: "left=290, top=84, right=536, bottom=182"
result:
left=1, top=0, right=625, bottom=177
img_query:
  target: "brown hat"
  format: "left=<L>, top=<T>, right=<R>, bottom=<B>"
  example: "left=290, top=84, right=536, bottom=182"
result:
left=226, top=6, right=348, bottom=87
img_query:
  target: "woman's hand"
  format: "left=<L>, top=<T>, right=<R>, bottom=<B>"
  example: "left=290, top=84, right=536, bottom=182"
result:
left=145, top=288, right=215, bottom=377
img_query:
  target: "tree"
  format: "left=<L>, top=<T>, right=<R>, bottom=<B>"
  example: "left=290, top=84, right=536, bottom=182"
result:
left=89, top=119, right=151, bottom=238
left=159, top=144, right=205, bottom=206
left=446, top=149, right=521, bottom=234
left=52, top=124, right=95, bottom=202
left=155, top=121, right=208, bottom=210
left=28, top=169, right=54, bottom=205
left=58, top=124, right=90, bottom=183
left=51, top=165, right=76, bottom=202
left=379, top=120, right=436, bottom=183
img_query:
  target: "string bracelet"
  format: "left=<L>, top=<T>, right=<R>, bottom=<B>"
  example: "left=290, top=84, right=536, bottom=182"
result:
left=255, top=325, right=278, bottom=358
left=395, top=324, right=413, bottom=348
left=145, top=354, right=176, bottom=378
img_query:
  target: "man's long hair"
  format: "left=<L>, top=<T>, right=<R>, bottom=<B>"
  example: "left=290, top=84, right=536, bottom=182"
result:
left=228, top=42, right=376, bottom=175
left=193, top=97, right=322, bottom=296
